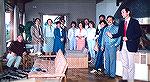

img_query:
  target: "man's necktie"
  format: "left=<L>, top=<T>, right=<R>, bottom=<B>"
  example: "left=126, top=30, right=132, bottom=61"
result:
left=124, top=21, right=127, bottom=37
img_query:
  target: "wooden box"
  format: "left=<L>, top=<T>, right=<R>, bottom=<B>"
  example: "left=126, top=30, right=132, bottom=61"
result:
left=66, top=50, right=88, bottom=68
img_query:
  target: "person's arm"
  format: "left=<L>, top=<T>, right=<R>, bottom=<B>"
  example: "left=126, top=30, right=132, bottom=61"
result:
left=101, top=29, right=106, bottom=51
left=67, top=29, right=71, bottom=41
left=113, top=26, right=121, bottom=47
left=43, top=26, right=46, bottom=41
left=107, top=22, right=123, bottom=39
left=9, top=41, right=18, bottom=56
left=30, top=26, right=39, bottom=43
left=112, top=22, right=123, bottom=38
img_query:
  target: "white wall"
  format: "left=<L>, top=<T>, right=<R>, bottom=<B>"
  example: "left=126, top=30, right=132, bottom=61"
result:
left=96, top=0, right=120, bottom=25
left=25, top=0, right=96, bottom=28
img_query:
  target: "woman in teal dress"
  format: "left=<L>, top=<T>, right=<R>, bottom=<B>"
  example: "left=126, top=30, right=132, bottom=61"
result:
left=43, top=19, right=55, bottom=55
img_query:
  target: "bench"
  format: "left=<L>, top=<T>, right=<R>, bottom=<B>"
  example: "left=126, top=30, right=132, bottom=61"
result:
left=28, top=50, right=68, bottom=82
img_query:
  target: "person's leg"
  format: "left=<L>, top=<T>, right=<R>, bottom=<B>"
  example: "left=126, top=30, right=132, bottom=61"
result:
left=69, top=39, right=73, bottom=50
left=87, top=40, right=93, bottom=57
left=34, top=44, right=38, bottom=53
left=104, top=45, right=110, bottom=75
left=14, top=56, right=22, bottom=68
left=91, top=40, right=96, bottom=59
left=121, top=42, right=129, bottom=80
left=37, top=43, right=42, bottom=52
left=127, top=52, right=135, bottom=80
left=6, top=54, right=16, bottom=67
left=95, top=50, right=103, bottom=70
left=109, top=46, right=117, bottom=77
left=73, top=38, right=76, bottom=50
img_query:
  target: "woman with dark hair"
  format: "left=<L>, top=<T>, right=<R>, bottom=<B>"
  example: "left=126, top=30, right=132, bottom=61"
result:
left=68, top=21, right=77, bottom=50
left=53, top=21, right=66, bottom=54
left=86, top=21, right=96, bottom=63
left=31, top=18, right=44, bottom=53
left=43, top=19, right=55, bottom=55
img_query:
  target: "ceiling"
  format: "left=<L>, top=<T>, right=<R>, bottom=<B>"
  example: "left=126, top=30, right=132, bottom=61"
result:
left=5, top=0, right=33, bottom=6
left=5, top=0, right=33, bottom=12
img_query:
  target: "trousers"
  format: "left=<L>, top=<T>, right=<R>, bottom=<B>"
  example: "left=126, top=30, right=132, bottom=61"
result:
left=6, top=53, right=22, bottom=68
left=121, top=42, right=135, bottom=80
left=104, top=44, right=117, bottom=77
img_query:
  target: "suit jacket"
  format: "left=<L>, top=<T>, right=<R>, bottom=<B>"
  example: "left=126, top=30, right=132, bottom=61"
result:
left=53, top=27, right=66, bottom=53
left=31, top=25, right=44, bottom=44
left=112, top=18, right=142, bottom=52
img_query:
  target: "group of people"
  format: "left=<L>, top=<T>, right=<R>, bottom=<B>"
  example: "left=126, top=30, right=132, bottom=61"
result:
left=30, top=18, right=66, bottom=54
left=6, top=7, right=142, bottom=81
left=90, top=8, right=142, bottom=81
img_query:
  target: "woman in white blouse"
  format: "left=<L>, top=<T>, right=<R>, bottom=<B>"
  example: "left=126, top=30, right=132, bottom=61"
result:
left=75, top=21, right=87, bottom=50
left=87, top=21, right=96, bottom=59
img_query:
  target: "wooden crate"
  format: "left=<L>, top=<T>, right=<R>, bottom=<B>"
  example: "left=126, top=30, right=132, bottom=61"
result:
left=66, top=50, right=88, bottom=68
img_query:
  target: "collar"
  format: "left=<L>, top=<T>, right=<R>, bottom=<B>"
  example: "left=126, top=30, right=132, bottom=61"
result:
left=125, top=17, right=131, bottom=22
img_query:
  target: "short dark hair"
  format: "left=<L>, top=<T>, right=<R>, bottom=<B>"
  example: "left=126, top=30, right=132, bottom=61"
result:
left=107, top=15, right=115, bottom=20
left=124, top=8, right=130, bottom=13
left=99, top=20, right=107, bottom=25
left=56, top=21, right=61, bottom=24
left=99, top=14, right=105, bottom=19
left=71, top=21, right=77, bottom=27
left=34, top=18, right=41, bottom=23
left=84, top=18, right=89, bottom=21
left=123, top=7, right=131, bottom=16
left=47, top=19, right=53, bottom=23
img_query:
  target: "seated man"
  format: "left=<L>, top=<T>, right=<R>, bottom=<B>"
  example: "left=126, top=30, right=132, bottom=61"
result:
left=6, top=35, right=27, bottom=70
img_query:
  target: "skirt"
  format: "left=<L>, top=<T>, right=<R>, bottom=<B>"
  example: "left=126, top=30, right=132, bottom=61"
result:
left=43, top=37, right=54, bottom=52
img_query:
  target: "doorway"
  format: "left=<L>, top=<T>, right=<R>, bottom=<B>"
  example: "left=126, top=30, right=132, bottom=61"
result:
left=42, top=15, right=67, bottom=27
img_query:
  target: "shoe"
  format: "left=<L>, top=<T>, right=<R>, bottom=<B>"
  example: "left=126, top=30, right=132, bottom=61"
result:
left=98, top=68, right=102, bottom=71
left=109, top=76, right=115, bottom=79
left=103, top=73, right=109, bottom=77
left=90, top=69, right=97, bottom=73
left=88, top=60, right=92, bottom=63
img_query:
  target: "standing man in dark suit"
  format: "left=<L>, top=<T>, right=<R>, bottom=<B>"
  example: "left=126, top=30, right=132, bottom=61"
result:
left=107, top=8, right=142, bottom=80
